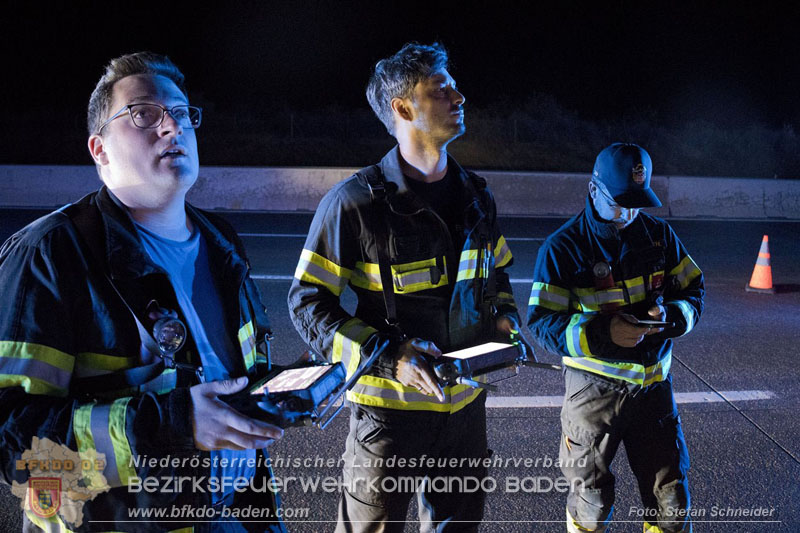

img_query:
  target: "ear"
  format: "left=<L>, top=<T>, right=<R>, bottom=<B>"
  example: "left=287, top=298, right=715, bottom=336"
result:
left=390, top=96, right=414, bottom=124
left=88, top=134, right=109, bottom=166
left=588, top=180, right=597, bottom=199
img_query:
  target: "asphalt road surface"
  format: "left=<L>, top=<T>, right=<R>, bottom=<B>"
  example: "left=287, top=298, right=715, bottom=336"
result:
left=0, top=208, right=798, bottom=532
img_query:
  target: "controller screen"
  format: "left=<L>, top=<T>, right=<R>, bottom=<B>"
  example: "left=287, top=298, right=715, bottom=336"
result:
left=251, top=366, right=331, bottom=394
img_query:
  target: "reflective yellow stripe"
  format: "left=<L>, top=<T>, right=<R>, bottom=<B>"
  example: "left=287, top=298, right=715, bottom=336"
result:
left=670, top=254, right=701, bottom=289
left=75, top=351, right=137, bottom=377
left=563, top=351, right=671, bottom=387
left=391, top=257, right=448, bottom=293
left=108, top=398, right=135, bottom=485
left=456, top=249, right=483, bottom=281
left=352, top=258, right=449, bottom=294
left=529, top=282, right=570, bottom=311
left=496, top=291, right=517, bottom=309
left=346, top=374, right=483, bottom=413
left=352, top=261, right=382, bottom=291
left=0, top=375, right=67, bottom=396
left=643, top=521, right=664, bottom=533
left=565, top=314, right=597, bottom=358
left=624, top=276, right=647, bottom=304
left=331, top=319, right=376, bottom=379
left=0, top=341, right=74, bottom=393
left=238, top=321, right=257, bottom=371
left=294, top=249, right=351, bottom=296
left=494, top=235, right=512, bottom=268
left=574, top=286, right=627, bottom=311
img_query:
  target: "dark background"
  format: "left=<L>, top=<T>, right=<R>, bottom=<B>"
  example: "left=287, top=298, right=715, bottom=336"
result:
left=3, top=1, right=800, bottom=177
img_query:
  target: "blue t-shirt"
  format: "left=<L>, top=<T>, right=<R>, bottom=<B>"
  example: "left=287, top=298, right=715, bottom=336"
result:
left=136, top=222, right=255, bottom=503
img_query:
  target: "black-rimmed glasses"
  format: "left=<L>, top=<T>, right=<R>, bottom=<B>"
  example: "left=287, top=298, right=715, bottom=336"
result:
left=97, top=103, right=202, bottom=133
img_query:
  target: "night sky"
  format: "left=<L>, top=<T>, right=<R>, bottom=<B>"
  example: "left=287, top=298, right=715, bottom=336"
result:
left=3, top=1, right=800, bottom=167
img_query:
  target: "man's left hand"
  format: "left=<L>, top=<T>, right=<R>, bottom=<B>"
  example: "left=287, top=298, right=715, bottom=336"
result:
left=496, top=315, right=519, bottom=337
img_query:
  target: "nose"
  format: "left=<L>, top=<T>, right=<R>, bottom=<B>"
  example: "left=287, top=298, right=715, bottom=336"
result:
left=158, top=110, right=184, bottom=137
left=450, top=87, right=465, bottom=106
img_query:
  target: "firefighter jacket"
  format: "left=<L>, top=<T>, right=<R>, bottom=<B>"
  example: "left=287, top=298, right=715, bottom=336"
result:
left=527, top=196, right=704, bottom=386
left=288, top=146, right=518, bottom=413
left=0, top=187, right=276, bottom=532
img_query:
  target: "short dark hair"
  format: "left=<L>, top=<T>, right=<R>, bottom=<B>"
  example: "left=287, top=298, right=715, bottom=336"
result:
left=366, top=42, right=450, bottom=136
left=87, top=52, right=187, bottom=135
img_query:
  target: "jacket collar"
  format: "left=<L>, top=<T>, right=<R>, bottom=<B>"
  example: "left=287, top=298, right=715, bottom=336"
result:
left=377, top=145, right=478, bottom=214
left=94, top=186, right=242, bottom=280
left=583, top=194, right=621, bottom=240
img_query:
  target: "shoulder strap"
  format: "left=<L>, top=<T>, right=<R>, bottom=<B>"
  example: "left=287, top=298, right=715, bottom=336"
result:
left=358, top=166, right=404, bottom=338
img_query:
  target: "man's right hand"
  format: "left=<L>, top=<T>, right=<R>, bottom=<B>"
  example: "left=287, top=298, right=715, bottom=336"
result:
left=393, top=338, right=445, bottom=401
left=190, top=377, right=284, bottom=451
left=609, top=315, right=649, bottom=347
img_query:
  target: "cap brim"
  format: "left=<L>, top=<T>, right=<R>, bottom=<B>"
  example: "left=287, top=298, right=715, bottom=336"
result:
left=613, top=187, right=662, bottom=208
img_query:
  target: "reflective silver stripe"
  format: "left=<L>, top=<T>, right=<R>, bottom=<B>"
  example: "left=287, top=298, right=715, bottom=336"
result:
left=458, top=257, right=479, bottom=273
left=571, top=358, right=642, bottom=381
left=0, top=357, right=71, bottom=390
left=673, top=256, right=701, bottom=288
left=296, top=257, right=348, bottom=293
left=756, top=257, right=770, bottom=266
left=529, top=289, right=569, bottom=308
left=350, top=382, right=438, bottom=404
left=337, top=321, right=373, bottom=374
left=90, top=403, right=121, bottom=487
left=352, top=266, right=382, bottom=289
left=450, top=386, right=474, bottom=406
left=395, top=269, right=434, bottom=289
left=627, top=283, right=646, bottom=300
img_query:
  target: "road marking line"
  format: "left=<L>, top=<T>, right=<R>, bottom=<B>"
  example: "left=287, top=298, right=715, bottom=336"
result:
left=251, top=274, right=539, bottom=283
left=486, top=390, right=775, bottom=408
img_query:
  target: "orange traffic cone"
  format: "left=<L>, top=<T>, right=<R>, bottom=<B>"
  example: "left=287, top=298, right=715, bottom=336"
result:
left=746, top=235, right=775, bottom=294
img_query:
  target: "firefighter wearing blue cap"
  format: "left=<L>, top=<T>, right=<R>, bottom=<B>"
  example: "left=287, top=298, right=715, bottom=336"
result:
left=527, top=143, right=705, bottom=532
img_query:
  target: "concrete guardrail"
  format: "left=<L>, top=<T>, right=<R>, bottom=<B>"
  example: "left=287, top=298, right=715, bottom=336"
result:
left=1, top=165, right=798, bottom=219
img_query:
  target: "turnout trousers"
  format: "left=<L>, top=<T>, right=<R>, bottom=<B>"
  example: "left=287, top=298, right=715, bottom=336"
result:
left=560, top=367, right=691, bottom=533
left=336, top=394, right=488, bottom=533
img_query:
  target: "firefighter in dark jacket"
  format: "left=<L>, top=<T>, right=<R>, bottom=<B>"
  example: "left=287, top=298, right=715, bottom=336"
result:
left=0, top=53, right=284, bottom=532
left=527, top=143, right=704, bottom=533
left=288, top=42, right=520, bottom=532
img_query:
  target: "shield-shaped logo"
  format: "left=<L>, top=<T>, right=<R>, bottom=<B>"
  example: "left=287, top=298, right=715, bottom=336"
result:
left=631, top=164, right=646, bottom=185
left=29, top=477, right=61, bottom=518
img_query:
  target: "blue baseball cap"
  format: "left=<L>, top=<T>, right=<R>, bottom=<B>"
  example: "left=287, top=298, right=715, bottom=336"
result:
left=592, top=143, right=662, bottom=208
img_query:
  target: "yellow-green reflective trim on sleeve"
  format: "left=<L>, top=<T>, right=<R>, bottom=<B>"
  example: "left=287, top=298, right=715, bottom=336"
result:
left=346, top=374, right=483, bottom=413
left=529, top=282, right=570, bottom=311
left=352, top=261, right=382, bottom=291
left=331, top=319, right=377, bottom=379
left=238, top=321, right=257, bottom=371
left=73, top=402, right=107, bottom=491
left=0, top=341, right=74, bottom=392
left=573, top=286, right=626, bottom=312
left=565, top=313, right=597, bottom=358
left=667, top=300, right=696, bottom=336
left=456, top=250, right=484, bottom=282
left=496, top=291, right=517, bottom=309
left=562, top=351, right=671, bottom=387
left=108, top=398, right=136, bottom=485
left=494, top=236, right=512, bottom=268
left=294, top=249, right=352, bottom=296
left=670, top=255, right=701, bottom=290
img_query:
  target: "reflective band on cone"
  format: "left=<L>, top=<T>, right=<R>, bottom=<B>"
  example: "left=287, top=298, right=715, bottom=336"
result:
left=746, top=235, right=775, bottom=294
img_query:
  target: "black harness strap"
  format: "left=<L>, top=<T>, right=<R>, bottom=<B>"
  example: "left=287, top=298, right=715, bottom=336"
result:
left=359, top=166, right=404, bottom=338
